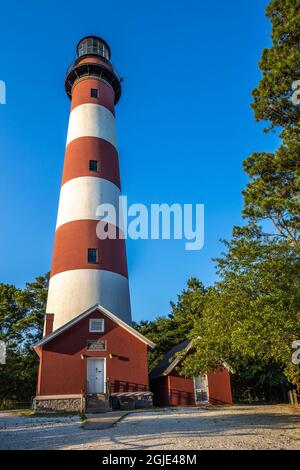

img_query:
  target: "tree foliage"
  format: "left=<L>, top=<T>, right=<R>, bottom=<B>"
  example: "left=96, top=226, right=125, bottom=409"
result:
left=138, top=0, right=300, bottom=398
left=181, top=241, right=300, bottom=387
left=241, top=129, right=300, bottom=247
left=251, top=0, right=300, bottom=131
left=0, top=274, right=49, bottom=406
left=134, top=278, right=206, bottom=370
left=179, top=0, right=300, bottom=392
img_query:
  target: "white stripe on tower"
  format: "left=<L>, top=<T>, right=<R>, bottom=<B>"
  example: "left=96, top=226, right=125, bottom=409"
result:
left=66, top=103, right=117, bottom=148
left=46, top=270, right=131, bottom=330
left=45, top=40, right=131, bottom=332
left=55, top=177, right=121, bottom=229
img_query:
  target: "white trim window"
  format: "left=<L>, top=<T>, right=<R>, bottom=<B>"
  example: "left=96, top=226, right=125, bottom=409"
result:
left=89, top=318, right=104, bottom=333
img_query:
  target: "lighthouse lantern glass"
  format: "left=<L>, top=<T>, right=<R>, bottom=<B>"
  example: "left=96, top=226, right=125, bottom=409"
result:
left=78, top=37, right=110, bottom=60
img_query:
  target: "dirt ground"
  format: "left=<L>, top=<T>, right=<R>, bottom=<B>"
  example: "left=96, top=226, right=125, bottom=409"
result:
left=0, top=404, right=299, bottom=450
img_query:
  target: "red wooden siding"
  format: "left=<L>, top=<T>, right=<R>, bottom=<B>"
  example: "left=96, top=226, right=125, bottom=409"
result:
left=168, top=375, right=195, bottom=406
left=150, top=368, right=232, bottom=407
left=207, top=369, right=232, bottom=404
left=36, top=308, right=149, bottom=396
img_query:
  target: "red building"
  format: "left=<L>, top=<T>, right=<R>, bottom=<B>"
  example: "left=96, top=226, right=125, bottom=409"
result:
left=150, top=340, right=232, bottom=407
left=34, top=305, right=155, bottom=412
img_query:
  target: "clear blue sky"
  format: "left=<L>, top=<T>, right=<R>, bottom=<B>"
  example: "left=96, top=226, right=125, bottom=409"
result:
left=0, top=0, right=278, bottom=322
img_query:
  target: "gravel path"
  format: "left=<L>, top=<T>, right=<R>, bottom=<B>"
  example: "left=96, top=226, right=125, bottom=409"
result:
left=0, top=405, right=299, bottom=450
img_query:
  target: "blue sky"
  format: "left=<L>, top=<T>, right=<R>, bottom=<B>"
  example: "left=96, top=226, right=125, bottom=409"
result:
left=0, top=0, right=278, bottom=322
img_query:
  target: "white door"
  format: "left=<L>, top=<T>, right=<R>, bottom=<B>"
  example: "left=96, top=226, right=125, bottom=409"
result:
left=87, top=358, right=105, bottom=394
left=194, top=375, right=209, bottom=403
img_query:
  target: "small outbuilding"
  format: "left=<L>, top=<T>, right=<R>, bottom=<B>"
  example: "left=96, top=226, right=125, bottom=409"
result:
left=149, top=340, right=232, bottom=407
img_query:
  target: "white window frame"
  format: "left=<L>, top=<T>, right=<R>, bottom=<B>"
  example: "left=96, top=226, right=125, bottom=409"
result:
left=89, top=318, right=104, bottom=333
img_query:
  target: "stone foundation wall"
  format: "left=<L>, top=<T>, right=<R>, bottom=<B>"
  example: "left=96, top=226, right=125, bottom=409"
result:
left=33, top=396, right=85, bottom=413
left=33, top=392, right=153, bottom=413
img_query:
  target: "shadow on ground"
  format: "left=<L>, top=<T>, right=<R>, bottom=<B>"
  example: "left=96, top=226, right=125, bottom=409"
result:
left=0, top=405, right=299, bottom=450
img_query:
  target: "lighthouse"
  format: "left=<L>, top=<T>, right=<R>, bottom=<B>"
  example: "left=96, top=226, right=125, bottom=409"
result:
left=34, top=36, right=154, bottom=412
left=32, top=36, right=233, bottom=413
left=46, top=36, right=131, bottom=332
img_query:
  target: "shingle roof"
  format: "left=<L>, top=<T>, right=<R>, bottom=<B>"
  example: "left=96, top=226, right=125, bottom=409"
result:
left=149, top=339, right=192, bottom=379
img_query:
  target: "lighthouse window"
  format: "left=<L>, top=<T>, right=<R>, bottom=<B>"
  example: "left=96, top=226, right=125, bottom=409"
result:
left=89, top=160, right=98, bottom=172
left=88, top=248, right=98, bottom=264
left=89, top=318, right=104, bottom=333
left=91, top=88, right=98, bottom=98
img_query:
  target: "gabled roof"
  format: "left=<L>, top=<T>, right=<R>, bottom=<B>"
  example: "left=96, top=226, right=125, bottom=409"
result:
left=149, top=339, right=193, bottom=379
left=149, top=339, right=234, bottom=379
left=35, top=304, right=156, bottom=349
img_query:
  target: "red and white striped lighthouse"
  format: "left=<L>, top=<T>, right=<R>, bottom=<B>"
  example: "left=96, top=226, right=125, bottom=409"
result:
left=46, top=36, right=131, bottom=332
